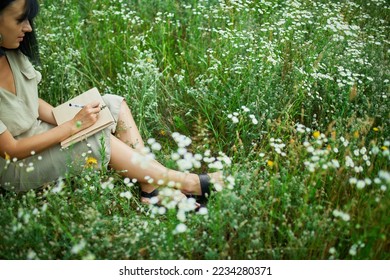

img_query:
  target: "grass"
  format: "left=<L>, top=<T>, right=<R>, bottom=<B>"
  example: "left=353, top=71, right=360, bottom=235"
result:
left=0, top=0, right=389, bottom=260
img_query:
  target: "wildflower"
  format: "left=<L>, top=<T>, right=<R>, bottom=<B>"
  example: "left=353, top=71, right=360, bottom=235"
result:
left=177, top=210, right=186, bottom=222
left=26, top=163, right=35, bottom=173
left=356, top=180, right=366, bottom=189
left=349, top=244, right=357, bottom=256
left=157, top=179, right=165, bottom=185
left=306, top=146, right=315, bottom=153
left=354, top=166, right=363, bottom=173
left=249, top=114, right=258, bottom=124
left=41, top=203, right=48, bottom=212
left=364, top=178, right=372, bottom=185
left=197, top=207, right=208, bottom=215
left=177, top=158, right=193, bottom=171
left=372, top=127, right=379, bottom=132
left=173, top=223, right=187, bottom=234
left=52, top=178, right=65, bottom=193
left=172, top=132, right=192, bottom=147
left=353, top=131, right=359, bottom=138
left=120, top=191, right=132, bottom=199
left=241, top=106, right=250, bottom=112
left=345, top=156, right=355, bottom=168
left=159, top=130, right=166, bottom=136
left=267, top=160, right=274, bottom=167
left=147, top=138, right=156, bottom=145
left=27, top=249, right=37, bottom=260
left=332, top=209, right=350, bottom=221
left=171, top=152, right=180, bottom=161
left=208, top=160, right=223, bottom=170
left=151, top=142, right=162, bottom=151
left=101, top=177, right=115, bottom=190
left=331, top=159, right=340, bottom=169
left=131, top=148, right=154, bottom=169
left=313, top=131, right=321, bottom=139
left=378, top=170, right=390, bottom=183
left=71, top=239, right=87, bottom=254
left=85, top=156, right=98, bottom=168
left=82, top=253, right=96, bottom=260
left=225, top=175, right=235, bottom=190
left=144, top=176, right=154, bottom=184
left=296, top=123, right=306, bottom=133
left=157, top=207, right=166, bottom=215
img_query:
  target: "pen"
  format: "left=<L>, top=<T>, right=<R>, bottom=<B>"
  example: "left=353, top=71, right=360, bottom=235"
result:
left=69, top=103, right=107, bottom=110
left=69, top=103, right=84, bottom=108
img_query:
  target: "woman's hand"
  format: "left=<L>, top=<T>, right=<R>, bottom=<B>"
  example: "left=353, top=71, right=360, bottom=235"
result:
left=69, top=101, right=101, bottom=133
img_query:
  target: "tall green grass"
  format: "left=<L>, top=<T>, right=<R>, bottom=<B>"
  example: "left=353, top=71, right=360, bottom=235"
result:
left=1, top=0, right=389, bottom=259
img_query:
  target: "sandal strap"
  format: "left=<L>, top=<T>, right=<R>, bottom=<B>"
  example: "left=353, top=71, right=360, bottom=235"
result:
left=199, top=174, right=211, bottom=198
left=140, top=189, right=159, bottom=199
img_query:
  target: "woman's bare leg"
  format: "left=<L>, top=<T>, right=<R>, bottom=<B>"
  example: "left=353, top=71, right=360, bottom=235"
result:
left=111, top=101, right=223, bottom=199
left=113, top=101, right=159, bottom=196
left=114, top=100, right=144, bottom=151
left=109, top=135, right=201, bottom=196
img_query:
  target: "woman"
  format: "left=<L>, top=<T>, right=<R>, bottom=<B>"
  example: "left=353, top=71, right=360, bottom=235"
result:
left=0, top=0, right=220, bottom=203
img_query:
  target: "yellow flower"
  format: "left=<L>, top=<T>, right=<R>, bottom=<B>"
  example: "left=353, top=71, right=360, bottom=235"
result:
left=4, top=152, right=10, bottom=161
left=382, top=146, right=388, bottom=151
left=353, top=131, right=359, bottom=138
left=85, top=157, right=98, bottom=167
left=373, top=127, right=379, bottom=132
left=313, top=131, right=321, bottom=139
left=267, top=160, right=274, bottom=167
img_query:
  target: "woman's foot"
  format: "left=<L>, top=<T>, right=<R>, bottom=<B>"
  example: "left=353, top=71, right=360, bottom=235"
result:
left=140, top=171, right=224, bottom=205
left=181, top=172, right=224, bottom=203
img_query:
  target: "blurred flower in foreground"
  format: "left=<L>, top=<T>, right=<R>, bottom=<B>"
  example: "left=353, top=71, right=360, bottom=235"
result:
left=85, top=156, right=98, bottom=168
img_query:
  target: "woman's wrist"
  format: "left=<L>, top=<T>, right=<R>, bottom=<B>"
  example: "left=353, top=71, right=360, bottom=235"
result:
left=63, top=120, right=81, bottom=137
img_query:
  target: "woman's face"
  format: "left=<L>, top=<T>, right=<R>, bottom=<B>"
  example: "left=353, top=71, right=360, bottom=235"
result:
left=0, top=0, right=32, bottom=50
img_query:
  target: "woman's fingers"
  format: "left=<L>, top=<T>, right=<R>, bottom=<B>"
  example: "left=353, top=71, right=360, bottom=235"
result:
left=72, top=102, right=102, bottom=130
left=84, top=101, right=101, bottom=114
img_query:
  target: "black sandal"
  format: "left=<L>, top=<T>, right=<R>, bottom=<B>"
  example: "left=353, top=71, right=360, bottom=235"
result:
left=140, top=174, right=212, bottom=205
left=140, top=189, right=159, bottom=201
left=196, top=174, right=212, bottom=204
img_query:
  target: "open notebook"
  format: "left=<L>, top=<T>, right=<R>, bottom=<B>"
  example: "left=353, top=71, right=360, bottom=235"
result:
left=52, top=87, right=115, bottom=148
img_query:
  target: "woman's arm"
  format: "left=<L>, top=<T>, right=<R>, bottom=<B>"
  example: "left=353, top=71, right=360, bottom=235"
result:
left=38, top=98, right=57, bottom=125
left=0, top=101, right=101, bottom=160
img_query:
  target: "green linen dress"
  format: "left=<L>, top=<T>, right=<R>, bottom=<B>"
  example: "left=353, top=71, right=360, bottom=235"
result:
left=0, top=50, right=123, bottom=192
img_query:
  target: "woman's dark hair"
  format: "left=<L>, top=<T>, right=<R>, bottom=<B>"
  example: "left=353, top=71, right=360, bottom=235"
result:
left=0, top=0, right=40, bottom=64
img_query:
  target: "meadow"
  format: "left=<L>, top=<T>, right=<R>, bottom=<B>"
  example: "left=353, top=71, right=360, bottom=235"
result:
left=0, top=0, right=389, bottom=259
